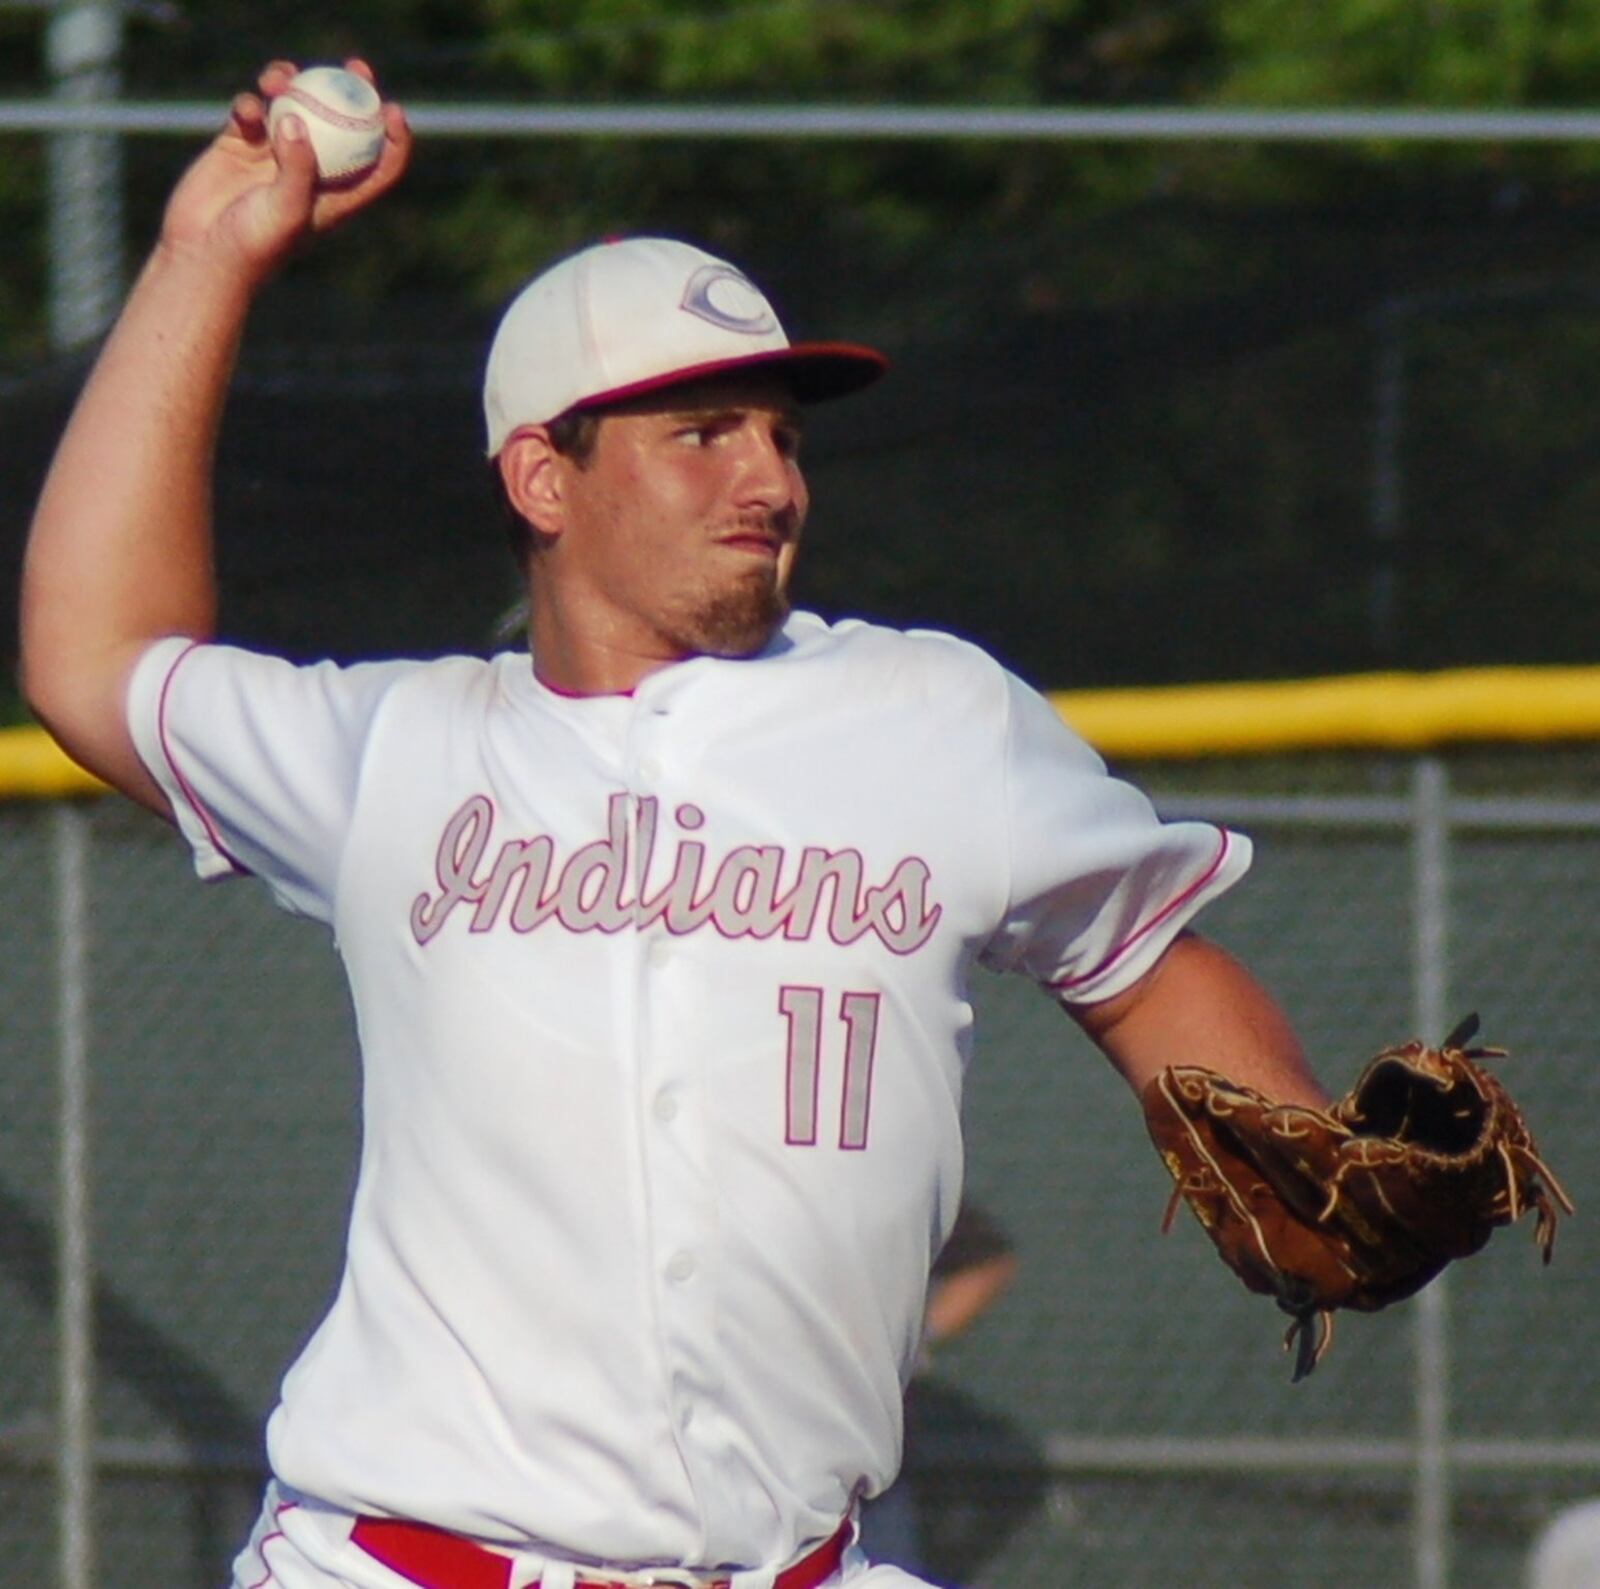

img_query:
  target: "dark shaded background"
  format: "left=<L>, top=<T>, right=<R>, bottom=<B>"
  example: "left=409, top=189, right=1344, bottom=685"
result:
left=5, top=152, right=1600, bottom=702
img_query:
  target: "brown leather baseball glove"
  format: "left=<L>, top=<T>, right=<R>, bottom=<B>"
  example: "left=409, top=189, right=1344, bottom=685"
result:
left=1142, top=1014, right=1572, bottom=1380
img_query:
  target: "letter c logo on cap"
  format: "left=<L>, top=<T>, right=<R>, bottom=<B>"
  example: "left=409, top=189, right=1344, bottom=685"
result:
left=680, top=264, right=780, bottom=337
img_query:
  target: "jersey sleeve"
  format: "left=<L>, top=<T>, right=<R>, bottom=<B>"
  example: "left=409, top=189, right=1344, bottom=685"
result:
left=980, top=669, right=1251, bottom=1004
left=125, top=637, right=422, bottom=922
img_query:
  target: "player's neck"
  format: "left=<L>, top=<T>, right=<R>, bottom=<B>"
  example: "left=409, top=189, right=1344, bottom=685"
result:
left=525, top=609, right=687, bottom=698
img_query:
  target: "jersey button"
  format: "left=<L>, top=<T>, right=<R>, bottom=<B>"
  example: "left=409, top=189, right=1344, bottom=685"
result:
left=647, top=938, right=672, bottom=969
left=638, top=756, right=663, bottom=783
left=665, top=1251, right=696, bottom=1283
left=653, top=1092, right=679, bottom=1123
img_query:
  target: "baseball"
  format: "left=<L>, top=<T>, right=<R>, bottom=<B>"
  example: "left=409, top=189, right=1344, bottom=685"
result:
left=267, top=65, right=384, bottom=184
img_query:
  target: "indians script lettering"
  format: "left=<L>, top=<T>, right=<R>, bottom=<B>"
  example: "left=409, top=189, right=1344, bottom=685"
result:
left=411, top=793, right=941, bottom=955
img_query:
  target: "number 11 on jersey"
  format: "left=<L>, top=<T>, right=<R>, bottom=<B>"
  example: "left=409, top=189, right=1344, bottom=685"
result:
left=779, top=985, right=881, bottom=1150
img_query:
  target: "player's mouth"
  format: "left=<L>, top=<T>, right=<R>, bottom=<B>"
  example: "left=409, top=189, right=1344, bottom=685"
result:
left=717, top=528, right=784, bottom=558
left=720, top=534, right=780, bottom=556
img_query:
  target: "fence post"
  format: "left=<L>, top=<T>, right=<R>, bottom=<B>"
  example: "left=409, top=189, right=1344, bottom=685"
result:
left=1411, top=756, right=1451, bottom=1589
left=53, top=802, right=94, bottom=1589
left=45, top=0, right=125, bottom=349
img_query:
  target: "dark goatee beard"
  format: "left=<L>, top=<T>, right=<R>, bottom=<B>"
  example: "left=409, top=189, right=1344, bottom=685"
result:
left=682, top=580, right=791, bottom=658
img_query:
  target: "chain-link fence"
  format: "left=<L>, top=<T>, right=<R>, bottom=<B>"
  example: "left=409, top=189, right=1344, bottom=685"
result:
left=4, top=755, right=1598, bottom=1589
left=5, top=77, right=1600, bottom=1589
left=10, top=111, right=1600, bottom=700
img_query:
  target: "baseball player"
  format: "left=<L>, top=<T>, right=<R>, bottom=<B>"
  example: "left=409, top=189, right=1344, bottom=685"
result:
left=20, top=60, right=1330, bottom=1589
left=857, top=1204, right=1018, bottom=1574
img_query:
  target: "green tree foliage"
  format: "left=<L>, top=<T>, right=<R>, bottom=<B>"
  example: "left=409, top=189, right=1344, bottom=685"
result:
left=484, top=0, right=1124, bottom=103
left=3, top=0, right=1599, bottom=350
left=1214, top=0, right=1600, bottom=106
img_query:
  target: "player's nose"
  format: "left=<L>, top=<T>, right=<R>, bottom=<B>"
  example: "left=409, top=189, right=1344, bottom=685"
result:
left=732, top=421, right=804, bottom=514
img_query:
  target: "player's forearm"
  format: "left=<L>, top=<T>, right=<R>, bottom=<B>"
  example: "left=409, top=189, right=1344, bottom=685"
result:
left=1071, top=932, right=1330, bottom=1107
left=20, top=239, right=255, bottom=794
left=924, top=1253, right=1019, bottom=1343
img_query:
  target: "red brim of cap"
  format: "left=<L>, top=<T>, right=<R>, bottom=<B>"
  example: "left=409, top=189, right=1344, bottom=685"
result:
left=569, top=341, right=888, bottom=414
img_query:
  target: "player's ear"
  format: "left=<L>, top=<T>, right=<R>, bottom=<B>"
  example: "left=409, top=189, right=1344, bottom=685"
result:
left=498, top=427, right=567, bottom=540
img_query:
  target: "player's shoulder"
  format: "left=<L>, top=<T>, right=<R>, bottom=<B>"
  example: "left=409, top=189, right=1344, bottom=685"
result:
left=258, top=649, right=526, bottom=741
left=780, top=615, right=1103, bottom=770
left=387, top=650, right=503, bottom=682
left=776, top=611, right=1039, bottom=734
left=137, top=644, right=530, bottom=772
left=351, top=649, right=517, bottom=707
left=780, top=610, right=1010, bottom=695
left=172, top=642, right=495, bottom=690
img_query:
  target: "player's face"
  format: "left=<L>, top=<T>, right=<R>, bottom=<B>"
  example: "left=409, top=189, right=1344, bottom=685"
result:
left=554, top=374, right=809, bottom=662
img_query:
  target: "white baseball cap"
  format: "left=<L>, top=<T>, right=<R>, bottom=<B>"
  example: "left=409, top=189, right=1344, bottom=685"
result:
left=483, top=236, right=887, bottom=455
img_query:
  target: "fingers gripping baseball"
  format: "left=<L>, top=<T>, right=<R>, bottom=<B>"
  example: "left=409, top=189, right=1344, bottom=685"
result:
left=160, top=59, right=409, bottom=280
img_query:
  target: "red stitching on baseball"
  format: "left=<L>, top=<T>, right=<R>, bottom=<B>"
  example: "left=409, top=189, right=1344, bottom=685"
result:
left=284, top=82, right=381, bottom=133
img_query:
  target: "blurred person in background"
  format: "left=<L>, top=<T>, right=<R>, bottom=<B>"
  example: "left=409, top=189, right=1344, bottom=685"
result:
left=858, top=1202, right=1018, bottom=1579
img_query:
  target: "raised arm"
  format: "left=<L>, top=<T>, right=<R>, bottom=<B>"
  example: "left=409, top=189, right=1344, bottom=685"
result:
left=18, top=59, right=409, bottom=814
left=1070, top=930, right=1330, bottom=1107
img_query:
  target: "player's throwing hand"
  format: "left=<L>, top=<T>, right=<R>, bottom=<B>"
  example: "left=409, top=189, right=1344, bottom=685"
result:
left=159, top=58, right=410, bottom=282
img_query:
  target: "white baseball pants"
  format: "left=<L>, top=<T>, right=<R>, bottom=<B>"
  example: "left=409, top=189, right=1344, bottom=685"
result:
left=230, top=1484, right=940, bottom=1589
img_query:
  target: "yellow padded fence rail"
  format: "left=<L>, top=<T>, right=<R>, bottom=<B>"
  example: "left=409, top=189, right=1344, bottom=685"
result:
left=0, top=724, right=110, bottom=798
left=5, top=663, right=1600, bottom=799
left=1048, top=665, right=1600, bottom=759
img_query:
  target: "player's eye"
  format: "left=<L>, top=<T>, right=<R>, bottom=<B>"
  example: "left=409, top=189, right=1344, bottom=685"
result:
left=672, top=422, right=720, bottom=447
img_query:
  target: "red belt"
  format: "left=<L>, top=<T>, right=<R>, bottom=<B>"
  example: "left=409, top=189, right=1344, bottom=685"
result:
left=349, top=1515, right=851, bottom=1589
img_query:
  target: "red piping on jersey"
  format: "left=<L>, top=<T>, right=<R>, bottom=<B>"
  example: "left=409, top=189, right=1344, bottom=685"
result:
left=1049, top=826, right=1233, bottom=996
left=241, top=1498, right=300, bottom=1589
left=156, top=642, right=251, bottom=876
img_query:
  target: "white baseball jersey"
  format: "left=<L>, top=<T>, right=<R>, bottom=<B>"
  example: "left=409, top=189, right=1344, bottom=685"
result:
left=126, top=610, right=1248, bottom=1571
